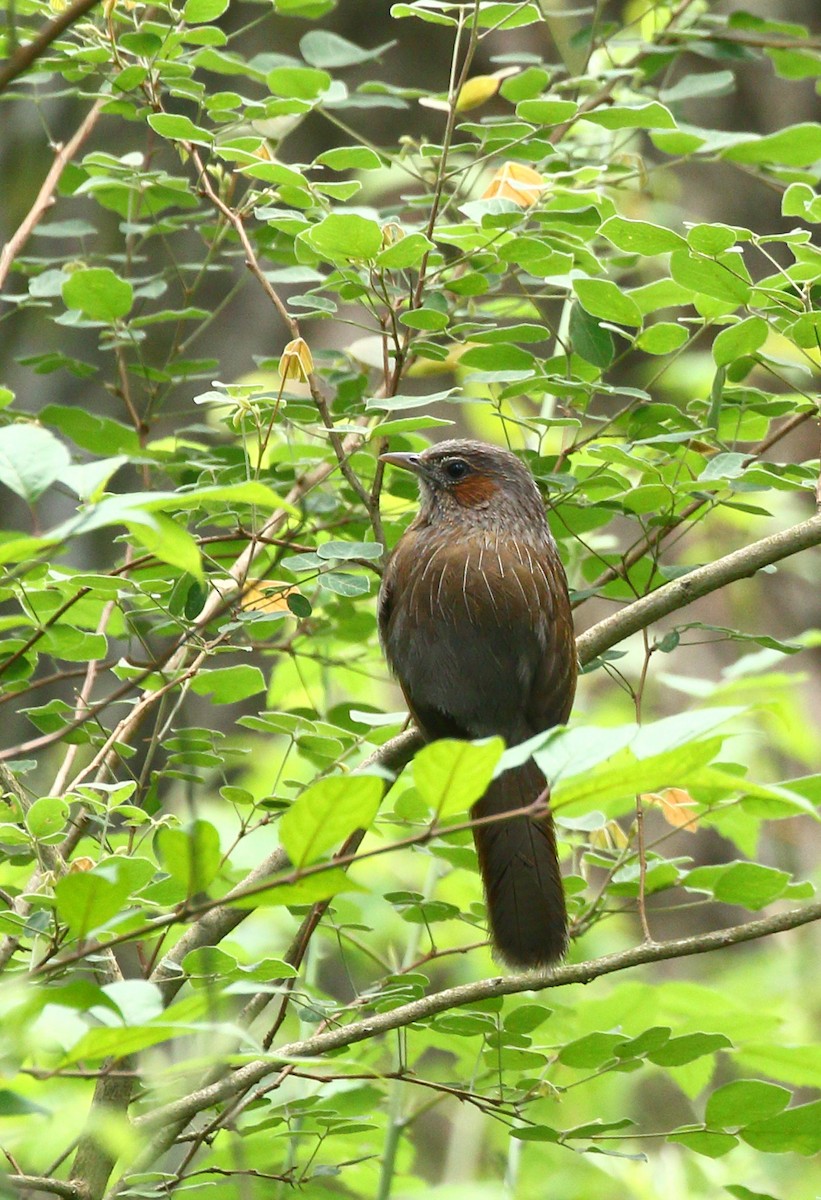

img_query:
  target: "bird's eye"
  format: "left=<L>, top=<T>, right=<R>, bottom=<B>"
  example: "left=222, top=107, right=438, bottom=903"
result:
left=444, top=458, right=470, bottom=481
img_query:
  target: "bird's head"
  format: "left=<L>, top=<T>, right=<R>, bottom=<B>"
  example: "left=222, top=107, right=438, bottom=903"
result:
left=380, top=439, right=549, bottom=534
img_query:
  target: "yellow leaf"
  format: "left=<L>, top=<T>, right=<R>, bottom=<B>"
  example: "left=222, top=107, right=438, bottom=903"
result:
left=641, top=788, right=699, bottom=832
left=456, top=75, right=500, bottom=113
left=279, top=337, right=314, bottom=382
left=482, top=162, right=546, bottom=208
left=590, top=820, right=630, bottom=850
left=69, top=857, right=95, bottom=873
left=407, top=342, right=473, bottom=377
left=241, top=581, right=294, bottom=614
left=381, top=221, right=405, bottom=249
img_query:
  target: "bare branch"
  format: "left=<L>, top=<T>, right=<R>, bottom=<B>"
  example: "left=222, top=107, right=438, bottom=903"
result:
left=0, top=99, right=104, bottom=288
left=0, top=0, right=102, bottom=92
left=125, top=898, right=821, bottom=1174
left=148, top=729, right=420, bottom=1003
left=5, top=1175, right=89, bottom=1200
left=577, top=510, right=821, bottom=666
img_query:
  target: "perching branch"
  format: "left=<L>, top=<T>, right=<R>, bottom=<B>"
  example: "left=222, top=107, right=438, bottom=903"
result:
left=5, top=1175, right=89, bottom=1200
left=90, top=513, right=821, bottom=1001
left=125, top=897, right=821, bottom=1175
left=576, top=510, right=821, bottom=667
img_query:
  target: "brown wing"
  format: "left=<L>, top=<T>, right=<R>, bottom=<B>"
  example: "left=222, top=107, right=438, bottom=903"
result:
left=379, top=528, right=576, bottom=744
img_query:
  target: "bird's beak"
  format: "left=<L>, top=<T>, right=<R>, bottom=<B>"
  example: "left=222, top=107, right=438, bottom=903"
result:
left=379, top=451, right=424, bottom=475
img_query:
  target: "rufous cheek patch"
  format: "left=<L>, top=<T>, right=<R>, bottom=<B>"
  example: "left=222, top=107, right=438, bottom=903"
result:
left=452, top=475, right=498, bottom=506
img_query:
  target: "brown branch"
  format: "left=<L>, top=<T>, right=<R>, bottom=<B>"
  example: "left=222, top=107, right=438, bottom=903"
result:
left=5, top=1175, right=89, bottom=1200
left=126, top=897, right=821, bottom=1172
left=0, top=99, right=104, bottom=288
left=0, top=0, right=102, bottom=93
left=578, top=409, right=815, bottom=601
left=0, top=588, right=92, bottom=680
left=37, top=512, right=821, bottom=979
left=576, top=510, right=821, bottom=666
left=189, top=148, right=375, bottom=517
left=582, top=415, right=812, bottom=593
left=546, top=0, right=702, bottom=147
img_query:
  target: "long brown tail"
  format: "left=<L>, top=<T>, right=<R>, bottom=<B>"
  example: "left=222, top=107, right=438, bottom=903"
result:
left=472, top=759, right=567, bottom=968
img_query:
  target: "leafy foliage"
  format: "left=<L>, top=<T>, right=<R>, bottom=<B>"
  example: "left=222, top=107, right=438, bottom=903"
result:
left=0, top=1, right=819, bottom=1198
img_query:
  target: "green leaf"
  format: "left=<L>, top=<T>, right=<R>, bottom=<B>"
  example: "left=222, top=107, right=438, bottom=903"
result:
left=712, top=316, right=768, bottom=366
left=147, top=113, right=213, bottom=146
left=706, top=1080, right=791, bottom=1128
left=547, top=740, right=717, bottom=815
left=661, top=69, right=735, bottom=102
left=0, top=1090, right=49, bottom=1116
left=637, top=322, right=689, bottom=354
left=60, top=1023, right=196, bottom=1067
left=515, top=98, right=578, bottom=125
left=574, top=278, right=643, bottom=328
left=25, top=796, right=69, bottom=839
left=667, top=1130, right=738, bottom=1158
left=400, top=308, right=449, bottom=331
left=62, top=456, right=128, bottom=503
left=569, top=302, right=614, bottom=366
left=687, top=223, right=737, bottom=255
left=301, top=30, right=389, bottom=68
left=304, top=213, right=383, bottom=262
left=711, top=861, right=791, bottom=909
left=599, top=216, right=686, bottom=255
left=183, top=0, right=229, bottom=21
left=474, top=2, right=542, bottom=30
left=182, top=946, right=237, bottom=979
left=321, top=572, right=371, bottom=597
left=316, top=541, right=383, bottom=560
left=413, top=738, right=505, bottom=819
left=228, top=866, right=358, bottom=908
left=156, top=819, right=222, bottom=893
left=0, top=424, right=70, bottom=503
left=266, top=66, right=331, bottom=100
left=279, top=775, right=383, bottom=866
left=736, top=1043, right=821, bottom=1090
left=390, top=2, right=458, bottom=25
left=189, top=665, right=266, bottom=704
left=782, top=181, right=821, bottom=222
left=62, top=268, right=133, bottom=322
left=366, top=388, right=459, bottom=412
left=458, top=344, right=535, bottom=372
left=54, top=872, right=123, bottom=937
left=317, top=146, right=383, bottom=171
left=40, top=404, right=139, bottom=455
left=648, top=1032, right=732, bottom=1066
left=582, top=102, right=676, bottom=129
left=510, top=1125, right=560, bottom=1143
left=504, top=1004, right=553, bottom=1034
left=559, top=1032, right=627, bottom=1068
left=125, top=512, right=202, bottom=580
left=616, top=1026, right=672, bottom=1059
left=376, top=232, right=435, bottom=268
left=741, top=1100, right=821, bottom=1155
left=722, top=123, right=821, bottom=167
left=670, top=250, right=752, bottom=304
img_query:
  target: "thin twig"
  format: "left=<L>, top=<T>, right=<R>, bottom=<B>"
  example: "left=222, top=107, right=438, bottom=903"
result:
left=127, top=897, right=821, bottom=1169
left=5, top=1175, right=89, bottom=1200
left=0, top=99, right=104, bottom=287
left=576, top=510, right=821, bottom=665
left=578, top=409, right=815, bottom=602
left=0, top=0, right=102, bottom=92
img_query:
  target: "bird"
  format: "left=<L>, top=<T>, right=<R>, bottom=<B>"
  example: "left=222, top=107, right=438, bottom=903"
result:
left=378, top=439, right=577, bottom=968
